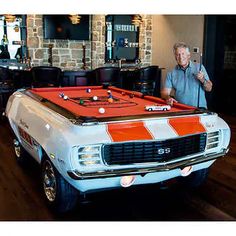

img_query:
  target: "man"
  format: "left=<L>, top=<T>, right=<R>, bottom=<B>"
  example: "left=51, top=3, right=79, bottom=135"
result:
left=161, top=42, right=212, bottom=109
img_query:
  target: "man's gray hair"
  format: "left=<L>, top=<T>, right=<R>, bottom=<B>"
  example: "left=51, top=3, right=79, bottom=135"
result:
left=173, top=42, right=190, bottom=54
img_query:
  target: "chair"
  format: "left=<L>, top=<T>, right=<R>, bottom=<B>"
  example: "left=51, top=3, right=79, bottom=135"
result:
left=120, top=69, right=139, bottom=91
left=0, top=66, right=14, bottom=113
left=12, top=69, right=33, bottom=89
left=31, top=66, right=62, bottom=88
left=62, top=71, right=90, bottom=87
left=133, top=65, right=161, bottom=96
left=94, top=67, right=121, bottom=88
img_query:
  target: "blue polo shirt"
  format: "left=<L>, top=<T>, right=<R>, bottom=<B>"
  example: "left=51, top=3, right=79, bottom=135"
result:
left=165, top=61, right=210, bottom=108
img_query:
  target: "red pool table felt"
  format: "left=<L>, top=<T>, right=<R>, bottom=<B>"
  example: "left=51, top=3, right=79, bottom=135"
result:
left=29, top=86, right=196, bottom=119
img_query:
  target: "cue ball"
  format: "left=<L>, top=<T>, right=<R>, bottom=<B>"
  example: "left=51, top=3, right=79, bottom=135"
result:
left=99, top=108, right=105, bottom=114
left=63, top=95, right=68, bottom=100
left=93, top=96, right=98, bottom=101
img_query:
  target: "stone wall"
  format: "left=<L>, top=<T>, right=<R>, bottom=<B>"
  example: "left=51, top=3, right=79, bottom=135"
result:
left=139, top=15, right=152, bottom=66
left=27, top=14, right=152, bottom=70
left=90, top=15, right=106, bottom=69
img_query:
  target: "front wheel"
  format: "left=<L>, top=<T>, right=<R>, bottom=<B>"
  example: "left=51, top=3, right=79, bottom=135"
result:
left=13, top=139, right=29, bottom=165
left=41, top=157, right=79, bottom=213
left=179, top=168, right=209, bottom=188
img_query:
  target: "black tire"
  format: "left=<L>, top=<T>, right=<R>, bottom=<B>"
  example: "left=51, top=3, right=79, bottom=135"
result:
left=179, top=168, right=209, bottom=188
left=41, top=157, right=79, bottom=213
left=0, top=111, right=8, bottom=124
left=13, top=139, right=29, bottom=165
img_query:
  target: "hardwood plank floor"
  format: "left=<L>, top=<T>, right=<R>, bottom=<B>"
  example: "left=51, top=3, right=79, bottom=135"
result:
left=0, top=113, right=235, bottom=221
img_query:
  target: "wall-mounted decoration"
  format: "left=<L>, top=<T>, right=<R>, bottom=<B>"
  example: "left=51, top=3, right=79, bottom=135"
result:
left=43, top=15, right=90, bottom=40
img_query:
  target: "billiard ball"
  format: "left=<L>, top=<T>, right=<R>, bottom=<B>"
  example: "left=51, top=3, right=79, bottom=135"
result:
left=59, top=92, right=64, bottom=98
left=93, top=96, right=98, bottom=101
left=86, top=88, right=91, bottom=93
left=63, top=95, right=68, bottom=100
left=122, top=92, right=125, bottom=96
left=108, top=98, right=113, bottom=103
left=107, top=90, right=111, bottom=94
left=99, top=107, right=105, bottom=114
left=79, top=99, right=84, bottom=105
left=129, top=94, right=134, bottom=98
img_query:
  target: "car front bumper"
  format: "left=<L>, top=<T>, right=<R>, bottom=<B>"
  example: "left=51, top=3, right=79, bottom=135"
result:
left=67, top=148, right=229, bottom=180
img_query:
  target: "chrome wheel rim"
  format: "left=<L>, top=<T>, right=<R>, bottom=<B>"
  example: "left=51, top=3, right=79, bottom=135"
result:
left=43, top=160, right=57, bottom=202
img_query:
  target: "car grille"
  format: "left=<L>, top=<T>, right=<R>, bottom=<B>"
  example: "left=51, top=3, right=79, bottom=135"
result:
left=103, top=133, right=207, bottom=165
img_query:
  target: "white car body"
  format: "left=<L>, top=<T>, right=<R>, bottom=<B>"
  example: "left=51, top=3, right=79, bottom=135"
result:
left=6, top=89, right=231, bottom=194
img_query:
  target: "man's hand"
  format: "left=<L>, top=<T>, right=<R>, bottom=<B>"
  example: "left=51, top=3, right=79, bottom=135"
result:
left=161, top=88, right=178, bottom=106
left=166, top=97, right=177, bottom=106
left=196, top=71, right=205, bottom=83
left=196, top=71, right=213, bottom=92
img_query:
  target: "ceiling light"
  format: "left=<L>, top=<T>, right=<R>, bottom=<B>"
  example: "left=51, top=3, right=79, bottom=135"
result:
left=4, top=14, right=16, bottom=23
left=132, top=14, right=143, bottom=26
left=68, top=15, right=81, bottom=24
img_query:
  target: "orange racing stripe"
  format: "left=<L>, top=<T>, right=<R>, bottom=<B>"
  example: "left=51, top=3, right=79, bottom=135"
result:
left=107, top=121, right=153, bottom=142
left=168, top=116, right=206, bottom=136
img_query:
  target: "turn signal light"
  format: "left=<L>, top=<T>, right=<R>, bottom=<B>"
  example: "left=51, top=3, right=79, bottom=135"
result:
left=180, top=166, right=193, bottom=177
left=120, top=175, right=136, bottom=188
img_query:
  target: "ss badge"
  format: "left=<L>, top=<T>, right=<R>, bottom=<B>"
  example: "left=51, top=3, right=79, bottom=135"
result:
left=157, top=148, right=171, bottom=155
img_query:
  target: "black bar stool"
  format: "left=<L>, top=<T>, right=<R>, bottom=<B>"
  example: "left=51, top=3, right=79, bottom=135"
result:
left=134, top=66, right=161, bottom=96
left=94, top=67, right=121, bottom=88
left=31, top=66, right=62, bottom=88
left=0, top=66, right=14, bottom=113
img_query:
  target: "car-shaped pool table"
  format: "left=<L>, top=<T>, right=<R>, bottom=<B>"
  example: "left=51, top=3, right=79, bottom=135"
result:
left=5, top=85, right=231, bottom=212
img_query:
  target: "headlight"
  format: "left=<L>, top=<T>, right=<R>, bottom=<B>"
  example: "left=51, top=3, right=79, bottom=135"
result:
left=79, top=153, right=100, bottom=160
left=78, top=146, right=100, bottom=153
left=78, top=145, right=102, bottom=166
left=206, top=131, right=220, bottom=150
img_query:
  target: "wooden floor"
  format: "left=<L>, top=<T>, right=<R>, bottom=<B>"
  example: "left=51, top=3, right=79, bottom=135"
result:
left=0, top=113, right=236, bottom=221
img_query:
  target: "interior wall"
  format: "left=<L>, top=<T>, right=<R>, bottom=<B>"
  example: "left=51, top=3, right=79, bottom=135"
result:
left=27, top=15, right=152, bottom=70
left=152, top=15, right=205, bottom=87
